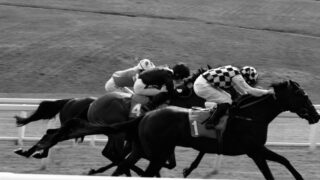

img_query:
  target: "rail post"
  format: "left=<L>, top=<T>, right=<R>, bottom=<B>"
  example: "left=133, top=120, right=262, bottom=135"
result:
left=17, top=111, right=27, bottom=146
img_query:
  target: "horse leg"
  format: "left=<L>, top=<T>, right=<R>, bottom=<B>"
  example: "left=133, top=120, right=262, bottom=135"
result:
left=13, top=128, right=59, bottom=158
left=162, top=152, right=176, bottom=169
left=183, top=151, right=205, bottom=178
left=32, top=148, right=50, bottom=159
left=88, top=134, right=127, bottom=175
left=112, top=150, right=142, bottom=176
left=260, top=147, right=303, bottom=180
left=211, top=154, right=223, bottom=175
left=35, top=118, right=102, bottom=151
left=13, top=145, right=38, bottom=158
left=247, top=152, right=274, bottom=180
left=143, top=158, right=166, bottom=177
left=88, top=163, right=116, bottom=175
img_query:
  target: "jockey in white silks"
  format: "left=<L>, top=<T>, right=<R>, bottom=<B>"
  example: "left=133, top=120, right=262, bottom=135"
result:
left=104, top=59, right=155, bottom=94
left=193, top=65, right=274, bottom=129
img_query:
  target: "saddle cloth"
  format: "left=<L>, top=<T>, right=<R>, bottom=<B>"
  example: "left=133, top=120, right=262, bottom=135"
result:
left=129, top=94, right=149, bottom=118
left=188, top=107, right=228, bottom=139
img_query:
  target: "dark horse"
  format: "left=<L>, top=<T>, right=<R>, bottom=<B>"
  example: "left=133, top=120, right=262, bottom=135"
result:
left=14, top=97, right=95, bottom=158
left=13, top=67, right=209, bottom=176
left=107, top=80, right=320, bottom=179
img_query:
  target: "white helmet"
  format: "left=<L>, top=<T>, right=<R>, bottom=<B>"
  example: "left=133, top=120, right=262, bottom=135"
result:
left=137, top=59, right=155, bottom=70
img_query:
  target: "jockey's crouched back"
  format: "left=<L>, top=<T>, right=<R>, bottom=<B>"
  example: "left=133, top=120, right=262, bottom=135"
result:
left=134, top=63, right=190, bottom=114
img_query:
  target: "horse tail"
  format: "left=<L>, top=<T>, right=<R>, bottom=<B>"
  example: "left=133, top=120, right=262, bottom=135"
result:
left=15, top=99, right=72, bottom=127
left=104, top=116, right=144, bottom=134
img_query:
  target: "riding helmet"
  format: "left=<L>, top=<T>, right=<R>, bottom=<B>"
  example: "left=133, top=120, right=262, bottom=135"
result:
left=240, top=66, right=258, bottom=86
left=172, top=63, right=190, bottom=80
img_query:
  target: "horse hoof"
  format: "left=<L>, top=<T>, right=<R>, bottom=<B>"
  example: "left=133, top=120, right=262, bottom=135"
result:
left=32, top=152, right=46, bottom=159
left=182, top=169, right=190, bottom=178
left=88, top=169, right=96, bottom=175
left=13, top=148, right=25, bottom=156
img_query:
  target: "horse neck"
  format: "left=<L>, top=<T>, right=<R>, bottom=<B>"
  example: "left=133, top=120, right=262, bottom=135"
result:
left=236, top=94, right=284, bottom=125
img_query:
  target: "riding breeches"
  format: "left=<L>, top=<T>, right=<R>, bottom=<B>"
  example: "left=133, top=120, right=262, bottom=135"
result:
left=105, top=78, right=133, bottom=94
left=193, top=75, right=232, bottom=105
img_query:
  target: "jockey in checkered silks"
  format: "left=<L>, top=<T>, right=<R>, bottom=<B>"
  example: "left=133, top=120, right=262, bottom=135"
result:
left=193, top=65, right=274, bottom=129
left=104, top=59, right=155, bottom=94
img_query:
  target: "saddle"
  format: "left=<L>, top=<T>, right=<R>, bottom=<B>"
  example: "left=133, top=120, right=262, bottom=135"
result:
left=188, top=107, right=229, bottom=139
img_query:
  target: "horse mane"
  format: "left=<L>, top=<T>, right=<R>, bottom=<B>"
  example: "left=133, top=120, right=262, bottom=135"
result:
left=232, top=80, right=293, bottom=109
left=270, top=80, right=289, bottom=89
left=184, top=64, right=211, bottom=84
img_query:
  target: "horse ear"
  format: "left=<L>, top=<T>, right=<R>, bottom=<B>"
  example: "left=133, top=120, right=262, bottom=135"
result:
left=207, top=64, right=212, bottom=69
left=289, top=80, right=300, bottom=88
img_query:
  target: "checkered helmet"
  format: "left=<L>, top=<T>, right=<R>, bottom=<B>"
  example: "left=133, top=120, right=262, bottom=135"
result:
left=137, top=59, right=155, bottom=70
left=240, top=66, right=258, bottom=86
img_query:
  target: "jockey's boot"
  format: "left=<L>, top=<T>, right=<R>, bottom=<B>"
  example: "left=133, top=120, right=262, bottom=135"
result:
left=205, top=103, right=230, bottom=129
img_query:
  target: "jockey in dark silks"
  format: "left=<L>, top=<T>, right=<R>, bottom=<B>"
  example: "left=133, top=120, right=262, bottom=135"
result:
left=133, top=63, right=190, bottom=114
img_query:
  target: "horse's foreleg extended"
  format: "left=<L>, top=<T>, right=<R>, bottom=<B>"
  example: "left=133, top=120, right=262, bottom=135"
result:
left=248, top=152, right=274, bottom=180
left=183, top=151, right=205, bottom=178
left=260, top=147, right=303, bottom=180
left=35, top=118, right=110, bottom=152
left=112, top=147, right=143, bottom=176
left=88, top=163, right=116, bottom=175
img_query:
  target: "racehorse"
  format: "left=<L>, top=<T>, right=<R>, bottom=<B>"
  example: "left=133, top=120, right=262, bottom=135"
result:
left=13, top=67, right=209, bottom=176
left=107, top=80, right=320, bottom=179
left=14, top=97, right=95, bottom=158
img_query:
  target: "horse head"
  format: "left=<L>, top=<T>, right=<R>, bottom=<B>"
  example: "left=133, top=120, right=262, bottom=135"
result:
left=272, top=80, right=320, bottom=124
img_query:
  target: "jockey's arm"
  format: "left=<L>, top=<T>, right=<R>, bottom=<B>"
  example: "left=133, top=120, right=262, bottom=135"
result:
left=164, top=78, right=175, bottom=96
left=133, top=78, right=164, bottom=96
left=122, top=87, right=134, bottom=94
left=232, top=75, right=272, bottom=97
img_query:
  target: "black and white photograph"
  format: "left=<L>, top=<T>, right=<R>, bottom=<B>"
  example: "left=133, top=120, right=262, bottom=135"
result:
left=0, top=0, right=319, bottom=179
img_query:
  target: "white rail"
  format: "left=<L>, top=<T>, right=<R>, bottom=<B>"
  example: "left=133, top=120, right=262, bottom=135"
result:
left=1, top=99, right=318, bottom=146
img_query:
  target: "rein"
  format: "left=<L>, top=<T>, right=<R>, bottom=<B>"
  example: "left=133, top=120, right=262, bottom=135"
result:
left=238, top=92, right=276, bottom=110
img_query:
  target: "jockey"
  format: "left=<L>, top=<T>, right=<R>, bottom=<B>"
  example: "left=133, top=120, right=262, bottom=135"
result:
left=134, top=63, right=190, bottom=114
left=105, top=59, right=155, bottom=94
left=193, top=65, right=274, bottom=129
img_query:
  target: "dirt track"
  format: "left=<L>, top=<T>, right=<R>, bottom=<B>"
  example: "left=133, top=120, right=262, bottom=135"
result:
left=0, top=140, right=319, bottom=180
